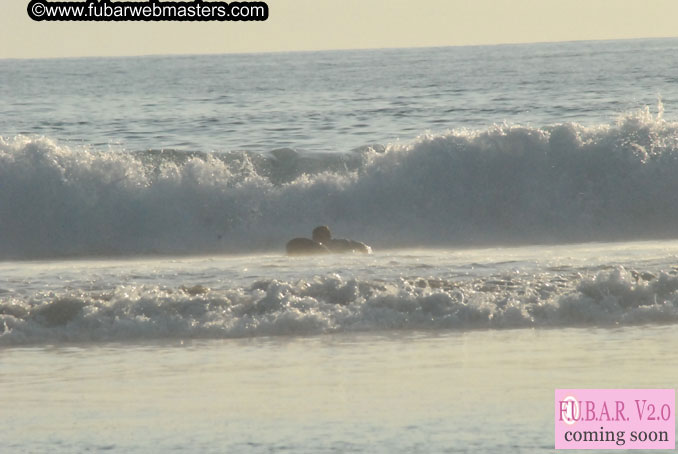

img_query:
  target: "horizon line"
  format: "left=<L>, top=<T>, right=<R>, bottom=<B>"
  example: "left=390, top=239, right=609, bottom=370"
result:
left=2, top=35, right=677, bottom=61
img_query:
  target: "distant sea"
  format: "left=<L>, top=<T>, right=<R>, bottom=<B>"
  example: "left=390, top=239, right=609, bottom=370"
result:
left=2, top=39, right=678, bottom=453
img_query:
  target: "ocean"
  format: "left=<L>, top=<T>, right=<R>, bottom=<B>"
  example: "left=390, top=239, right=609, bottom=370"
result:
left=2, top=38, right=678, bottom=452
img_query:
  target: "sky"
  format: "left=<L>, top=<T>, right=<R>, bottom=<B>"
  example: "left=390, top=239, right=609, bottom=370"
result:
left=1, top=0, right=678, bottom=59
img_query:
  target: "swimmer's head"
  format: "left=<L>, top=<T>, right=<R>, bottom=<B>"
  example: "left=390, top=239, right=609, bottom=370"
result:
left=312, top=225, right=331, bottom=243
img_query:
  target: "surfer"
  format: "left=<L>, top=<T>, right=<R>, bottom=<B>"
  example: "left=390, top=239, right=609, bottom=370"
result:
left=286, top=226, right=371, bottom=255
left=311, top=226, right=371, bottom=253
left=285, top=237, right=331, bottom=255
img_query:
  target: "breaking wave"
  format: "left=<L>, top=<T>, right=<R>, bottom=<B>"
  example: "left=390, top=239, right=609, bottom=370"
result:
left=2, top=266, right=678, bottom=345
left=1, top=107, right=678, bottom=259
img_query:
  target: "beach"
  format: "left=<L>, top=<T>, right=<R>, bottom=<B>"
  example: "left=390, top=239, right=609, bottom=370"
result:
left=2, top=38, right=678, bottom=452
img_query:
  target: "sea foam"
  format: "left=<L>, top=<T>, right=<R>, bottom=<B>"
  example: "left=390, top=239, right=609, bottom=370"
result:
left=2, top=266, right=678, bottom=345
left=1, top=107, right=678, bottom=259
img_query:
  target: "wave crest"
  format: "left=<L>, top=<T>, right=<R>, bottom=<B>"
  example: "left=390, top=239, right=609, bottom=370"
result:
left=2, top=109, right=678, bottom=258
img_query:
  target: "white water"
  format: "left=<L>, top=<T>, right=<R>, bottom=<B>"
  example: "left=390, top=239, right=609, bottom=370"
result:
left=2, top=241, right=678, bottom=346
left=2, top=109, right=678, bottom=259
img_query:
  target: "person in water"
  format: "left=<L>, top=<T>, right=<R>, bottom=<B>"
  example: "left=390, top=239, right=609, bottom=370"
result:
left=286, top=226, right=371, bottom=255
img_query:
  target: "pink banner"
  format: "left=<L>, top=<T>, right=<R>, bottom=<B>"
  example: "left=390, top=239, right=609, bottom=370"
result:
left=555, top=389, right=675, bottom=449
